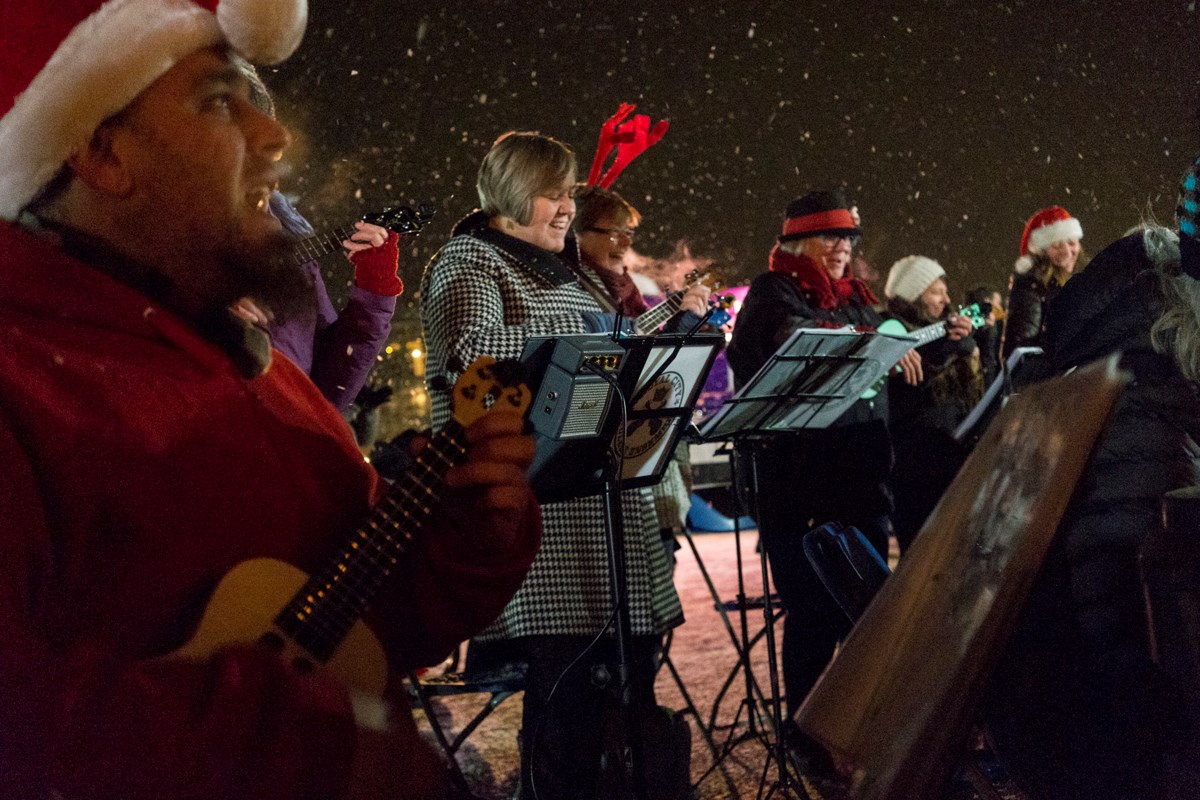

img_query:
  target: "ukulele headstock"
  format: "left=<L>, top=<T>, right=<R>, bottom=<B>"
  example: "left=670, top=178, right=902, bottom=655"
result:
left=363, top=203, right=438, bottom=237
left=679, top=271, right=722, bottom=293
left=958, top=303, right=988, bottom=330
left=452, top=357, right=532, bottom=427
left=685, top=272, right=729, bottom=325
left=708, top=291, right=736, bottom=327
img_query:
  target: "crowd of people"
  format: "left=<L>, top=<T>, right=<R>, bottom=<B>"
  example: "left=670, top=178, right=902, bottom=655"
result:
left=0, top=2, right=1197, bottom=800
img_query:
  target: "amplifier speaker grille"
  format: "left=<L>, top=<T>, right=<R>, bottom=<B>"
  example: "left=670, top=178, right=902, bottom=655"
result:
left=559, top=381, right=612, bottom=438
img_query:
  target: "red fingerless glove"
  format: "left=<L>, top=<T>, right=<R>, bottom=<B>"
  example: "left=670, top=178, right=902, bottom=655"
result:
left=351, top=231, right=404, bottom=296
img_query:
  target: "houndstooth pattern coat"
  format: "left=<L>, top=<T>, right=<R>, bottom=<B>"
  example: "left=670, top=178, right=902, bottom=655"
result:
left=419, top=212, right=683, bottom=639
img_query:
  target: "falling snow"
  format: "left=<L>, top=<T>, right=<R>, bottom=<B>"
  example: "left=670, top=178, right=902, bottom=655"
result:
left=269, top=1, right=1197, bottom=321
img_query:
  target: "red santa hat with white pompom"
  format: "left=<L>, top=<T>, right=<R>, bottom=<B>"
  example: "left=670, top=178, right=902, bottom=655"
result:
left=1014, top=205, right=1083, bottom=274
left=0, top=0, right=307, bottom=221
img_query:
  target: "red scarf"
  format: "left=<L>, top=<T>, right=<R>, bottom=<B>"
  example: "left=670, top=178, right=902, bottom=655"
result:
left=594, top=265, right=649, bottom=316
left=768, top=245, right=879, bottom=310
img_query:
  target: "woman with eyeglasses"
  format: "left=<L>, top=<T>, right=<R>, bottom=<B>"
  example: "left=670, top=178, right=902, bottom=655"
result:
left=573, top=184, right=710, bottom=324
left=420, top=131, right=685, bottom=800
left=726, top=188, right=926, bottom=776
left=572, top=184, right=715, bottom=577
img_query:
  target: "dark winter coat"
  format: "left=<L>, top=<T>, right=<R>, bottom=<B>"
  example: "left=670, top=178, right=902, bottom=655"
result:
left=986, top=232, right=1200, bottom=800
left=883, top=299, right=980, bottom=549
left=1002, top=269, right=1062, bottom=358
left=726, top=254, right=893, bottom=526
left=725, top=250, right=895, bottom=713
left=884, top=299, right=981, bottom=438
left=727, top=265, right=887, bottom=428
left=972, top=322, right=1002, bottom=385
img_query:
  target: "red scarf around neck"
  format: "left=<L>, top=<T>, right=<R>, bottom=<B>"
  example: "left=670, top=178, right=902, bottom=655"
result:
left=593, top=264, right=649, bottom=316
left=768, top=244, right=879, bottom=310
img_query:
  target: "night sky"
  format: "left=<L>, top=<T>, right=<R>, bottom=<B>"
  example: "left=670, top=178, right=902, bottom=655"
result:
left=266, top=1, right=1199, bottom=324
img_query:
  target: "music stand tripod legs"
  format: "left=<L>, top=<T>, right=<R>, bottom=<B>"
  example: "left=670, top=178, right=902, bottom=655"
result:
left=740, top=440, right=811, bottom=800
left=681, top=444, right=811, bottom=800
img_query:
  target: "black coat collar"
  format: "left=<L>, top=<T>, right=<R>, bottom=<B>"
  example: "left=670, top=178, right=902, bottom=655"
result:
left=454, top=209, right=580, bottom=287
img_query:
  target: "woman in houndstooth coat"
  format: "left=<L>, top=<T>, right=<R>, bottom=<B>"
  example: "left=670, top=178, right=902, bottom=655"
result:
left=419, top=131, right=683, bottom=800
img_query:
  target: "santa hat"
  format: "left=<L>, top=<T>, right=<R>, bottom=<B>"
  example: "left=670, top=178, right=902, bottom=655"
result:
left=0, top=0, right=308, bottom=221
left=885, top=255, right=945, bottom=303
left=1014, top=205, right=1083, bottom=274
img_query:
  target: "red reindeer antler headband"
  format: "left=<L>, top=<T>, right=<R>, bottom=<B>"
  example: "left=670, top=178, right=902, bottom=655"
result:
left=586, top=103, right=669, bottom=189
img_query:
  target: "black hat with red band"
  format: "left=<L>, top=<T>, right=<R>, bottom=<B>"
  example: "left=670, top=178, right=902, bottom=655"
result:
left=777, top=189, right=861, bottom=244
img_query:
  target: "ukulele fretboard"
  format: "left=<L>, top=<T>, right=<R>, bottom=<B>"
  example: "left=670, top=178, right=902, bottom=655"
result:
left=292, top=225, right=363, bottom=264
left=274, top=421, right=468, bottom=661
left=635, top=289, right=688, bottom=333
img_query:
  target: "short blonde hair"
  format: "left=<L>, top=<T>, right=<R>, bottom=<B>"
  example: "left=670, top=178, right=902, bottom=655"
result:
left=477, top=131, right=576, bottom=225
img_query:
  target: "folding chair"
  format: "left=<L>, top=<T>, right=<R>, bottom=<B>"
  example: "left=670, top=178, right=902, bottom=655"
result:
left=406, top=654, right=528, bottom=797
left=801, top=521, right=890, bottom=621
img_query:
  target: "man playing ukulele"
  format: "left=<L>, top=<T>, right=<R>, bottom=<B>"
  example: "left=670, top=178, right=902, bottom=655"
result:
left=0, top=1, right=541, bottom=798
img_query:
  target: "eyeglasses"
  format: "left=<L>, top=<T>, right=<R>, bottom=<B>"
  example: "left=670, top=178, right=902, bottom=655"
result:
left=586, top=226, right=636, bottom=243
left=817, top=232, right=862, bottom=247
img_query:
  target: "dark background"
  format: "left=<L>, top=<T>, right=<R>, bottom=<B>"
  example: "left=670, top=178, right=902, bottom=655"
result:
left=264, top=1, right=1200, bottom=425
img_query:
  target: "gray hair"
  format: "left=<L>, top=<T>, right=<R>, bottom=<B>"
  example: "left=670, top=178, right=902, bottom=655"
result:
left=476, top=131, right=575, bottom=225
left=1143, top=226, right=1200, bottom=383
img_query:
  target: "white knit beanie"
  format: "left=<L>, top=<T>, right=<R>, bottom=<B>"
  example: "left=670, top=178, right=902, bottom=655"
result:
left=885, top=255, right=945, bottom=302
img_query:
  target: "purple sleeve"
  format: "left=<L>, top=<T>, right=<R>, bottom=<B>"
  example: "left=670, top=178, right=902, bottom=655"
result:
left=309, top=285, right=397, bottom=412
left=268, top=262, right=328, bottom=375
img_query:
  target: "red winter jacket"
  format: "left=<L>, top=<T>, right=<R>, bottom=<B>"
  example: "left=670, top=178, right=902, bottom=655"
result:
left=0, top=221, right=541, bottom=799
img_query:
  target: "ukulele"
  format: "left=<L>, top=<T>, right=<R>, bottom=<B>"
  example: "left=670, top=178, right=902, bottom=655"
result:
left=860, top=303, right=989, bottom=399
left=291, top=203, right=437, bottom=264
left=169, top=356, right=529, bottom=696
left=633, top=272, right=723, bottom=334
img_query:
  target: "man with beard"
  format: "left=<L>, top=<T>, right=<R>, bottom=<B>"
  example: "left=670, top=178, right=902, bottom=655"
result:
left=0, top=1, right=541, bottom=798
left=230, top=57, right=404, bottom=414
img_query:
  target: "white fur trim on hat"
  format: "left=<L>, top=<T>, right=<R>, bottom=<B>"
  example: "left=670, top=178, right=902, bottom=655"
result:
left=1027, top=217, right=1083, bottom=255
left=1014, top=254, right=1036, bottom=274
left=218, top=0, right=308, bottom=65
left=0, top=0, right=307, bottom=221
left=885, top=255, right=946, bottom=303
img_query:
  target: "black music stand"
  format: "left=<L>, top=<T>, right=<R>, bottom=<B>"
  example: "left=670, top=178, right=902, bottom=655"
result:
left=520, top=331, right=723, bottom=799
left=523, top=332, right=724, bottom=502
left=953, top=345, right=1044, bottom=445
left=695, top=326, right=913, bottom=798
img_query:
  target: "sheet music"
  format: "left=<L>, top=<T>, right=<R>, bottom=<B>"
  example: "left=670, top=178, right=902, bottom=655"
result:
left=698, top=327, right=916, bottom=439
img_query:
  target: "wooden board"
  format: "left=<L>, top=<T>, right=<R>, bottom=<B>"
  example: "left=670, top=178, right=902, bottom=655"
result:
left=795, top=355, right=1128, bottom=800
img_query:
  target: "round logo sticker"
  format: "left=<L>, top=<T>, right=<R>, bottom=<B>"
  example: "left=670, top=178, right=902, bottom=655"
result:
left=623, top=371, right=685, bottom=458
